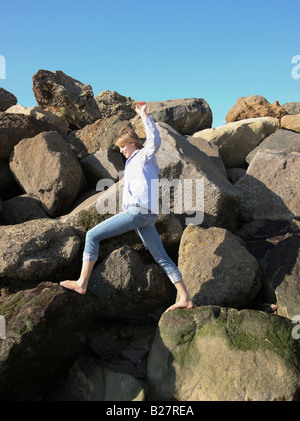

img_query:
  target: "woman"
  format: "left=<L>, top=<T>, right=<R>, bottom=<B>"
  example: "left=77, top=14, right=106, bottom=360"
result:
left=60, top=101, right=193, bottom=312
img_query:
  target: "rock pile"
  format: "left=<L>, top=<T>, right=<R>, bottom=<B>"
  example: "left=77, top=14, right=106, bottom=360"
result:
left=0, top=73, right=299, bottom=401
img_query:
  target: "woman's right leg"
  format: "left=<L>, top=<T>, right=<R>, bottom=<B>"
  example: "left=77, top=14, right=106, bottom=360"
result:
left=60, top=211, right=136, bottom=294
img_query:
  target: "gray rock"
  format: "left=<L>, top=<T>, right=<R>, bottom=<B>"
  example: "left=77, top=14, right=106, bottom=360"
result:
left=147, top=98, right=212, bottom=135
left=53, top=354, right=145, bottom=401
left=178, top=225, right=261, bottom=308
left=10, top=131, right=86, bottom=216
left=0, top=87, right=17, bottom=111
left=226, top=168, right=246, bottom=184
left=88, top=246, right=176, bottom=322
left=236, top=219, right=300, bottom=263
left=2, top=194, right=49, bottom=224
left=263, top=234, right=300, bottom=319
left=235, top=150, right=300, bottom=222
left=0, top=219, right=81, bottom=283
left=6, top=104, right=69, bottom=137
left=281, top=102, right=300, bottom=115
left=66, top=114, right=132, bottom=159
left=186, top=134, right=227, bottom=176
left=32, top=69, right=101, bottom=128
left=156, top=122, right=240, bottom=230
left=146, top=306, right=300, bottom=401
left=0, top=282, right=99, bottom=400
left=0, top=112, right=57, bottom=160
left=80, top=149, right=124, bottom=184
left=246, top=129, right=300, bottom=163
left=193, top=117, right=280, bottom=168
left=94, top=90, right=137, bottom=120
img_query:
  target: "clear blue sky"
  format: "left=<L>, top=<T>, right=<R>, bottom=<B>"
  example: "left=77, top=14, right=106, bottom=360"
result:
left=1, top=0, right=299, bottom=127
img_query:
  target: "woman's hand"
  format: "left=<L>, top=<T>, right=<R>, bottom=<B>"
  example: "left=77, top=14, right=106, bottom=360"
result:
left=136, top=101, right=148, bottom=118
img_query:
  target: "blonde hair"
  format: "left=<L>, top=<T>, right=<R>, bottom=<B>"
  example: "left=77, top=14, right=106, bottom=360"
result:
left=115, top=128, right=144, bottom=149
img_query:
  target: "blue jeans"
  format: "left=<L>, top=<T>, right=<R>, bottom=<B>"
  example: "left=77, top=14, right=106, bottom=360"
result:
left=83, top=206, right=182, bottom=284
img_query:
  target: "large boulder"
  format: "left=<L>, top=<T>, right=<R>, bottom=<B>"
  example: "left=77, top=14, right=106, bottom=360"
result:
left=147, top=98, right=212, bottom=135
left=155, top=122, right=240, bottom=230
left=0, top=282, right=99, bottom=400
left=94, top=90, right=137, bottom=120
left=185, top=135, right=227, bottom=176
left=225, top=95, right=287, bottom=123
left=0, top=87, right=17, bottom=111
left=1, top=194, right=48, bottom=224
left=0, top=219, right=81, bottom=284
left=281, top=114, right=300, bottom=133
left=52, top=354, right=145, bottom=401
left=236, top=219, right=300, bottom=317
left=87, top=320, right=156, bottom=378
left=6, top=104, right=69, bottom=137
left=178, top=225, right=261, bottom=308
left=235, top=150, right=300, bottom=222
left=32, top=69, right=101, bottom=128
left=281, top=102, right=300, bottom=115
left=193, top=117, right=280, bottom=168
left=146, top=306, right=300, bottom=401
left=245, top=129, right=300, bottom=164
left=88, top=246, right=176, bottom=323
left=236, top=219, right=300, bottom=263
left=66, top=115, right=132, bottom=159
left=80, top=148, right=124, bottom=185
left=263, top=234, right=300, bottom=320
left=9, top=131, right=85, bottom=216
left=0, top=112, right=57, bottom=160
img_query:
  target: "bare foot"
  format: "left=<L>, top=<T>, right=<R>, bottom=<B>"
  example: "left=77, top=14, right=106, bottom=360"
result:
left=165, top=297, right=194, bottom=313
left=60, top=280, right=87, bottom=295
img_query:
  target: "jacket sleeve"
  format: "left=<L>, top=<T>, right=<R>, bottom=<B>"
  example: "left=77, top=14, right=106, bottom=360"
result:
left=139, top=116, right=161, bottom=163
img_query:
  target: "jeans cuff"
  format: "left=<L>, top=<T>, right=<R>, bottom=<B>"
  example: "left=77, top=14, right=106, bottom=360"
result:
left=168, top=270, right=182, bottom=284
left=83, top=252, right=98, bottom=262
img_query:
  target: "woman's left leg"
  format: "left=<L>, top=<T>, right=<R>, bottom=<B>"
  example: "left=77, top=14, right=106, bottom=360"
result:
left=137, top=225, right=194, bottom=311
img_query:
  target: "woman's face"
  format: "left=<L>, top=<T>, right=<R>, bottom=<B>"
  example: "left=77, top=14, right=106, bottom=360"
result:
left=119, top=143, right=137, bottom=159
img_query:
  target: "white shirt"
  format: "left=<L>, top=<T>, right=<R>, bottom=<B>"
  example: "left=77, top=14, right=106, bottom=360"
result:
left=122, top=116, right=161, bottom=214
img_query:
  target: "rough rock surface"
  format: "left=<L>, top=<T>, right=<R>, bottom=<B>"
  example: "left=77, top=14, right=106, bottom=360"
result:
left=80, top=149, right=124, bottom=184
left=178, top=225, right=261, bottom=308
left=53, top=354, right=145, bottom=401
left=0, top=219, right=81, bottom=284
left=281, top=102, right=300, bottom=115
left=225, top=95, right=287, bottom=123
left=147, top=98, right=212, bottom=135
left=155, top=122, right=240, bottom=230
left=6, top=104, right=69, bottom=137
left=0, top=282, right=99, bottom=401
left=246, top=129, right=300, bottom=164
left=281, top=114, right=300, bottom=133
left=235, top=150, right=300, bottom=221
left=146, top=306, right=300, bottom=401
left=9, top=131, right=85, bottom=216
left=1, top=194, right=48, bottom=224
left=193, top=117, right=279, bottom=168
left=0, top=112, right=57, bottom=160
left=94, top=90, right=137, bottom=120
left=263, top=234, right=300, bottom=319
left=32, top=69, right=101, bottom=128
left=0, top=88, right=17, bottom=111
left=88, top=246, right=176, bottom=322
left=66, top=115, right=132, bottom=159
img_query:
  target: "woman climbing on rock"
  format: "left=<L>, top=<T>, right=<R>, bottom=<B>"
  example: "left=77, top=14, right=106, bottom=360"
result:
left=60, top=101, right=193, bottom=312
